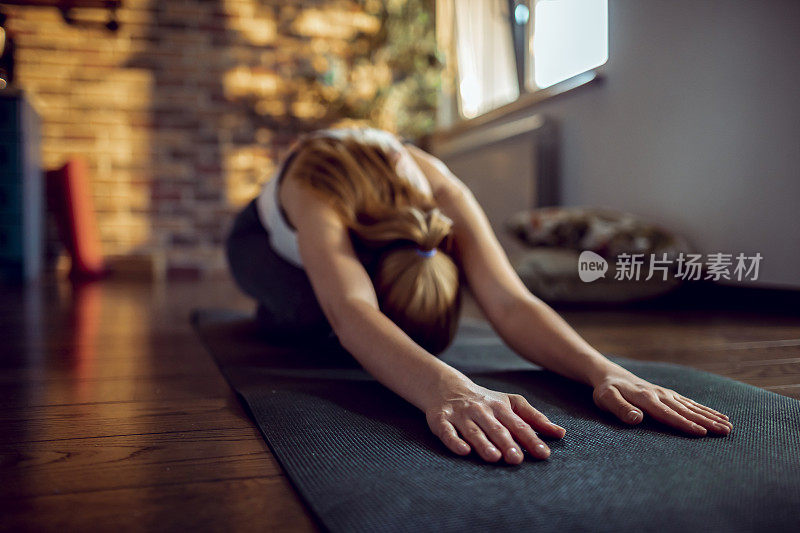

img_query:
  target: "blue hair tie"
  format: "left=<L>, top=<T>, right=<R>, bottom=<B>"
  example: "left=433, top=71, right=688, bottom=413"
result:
left=416, top=248, right=437, bottom=258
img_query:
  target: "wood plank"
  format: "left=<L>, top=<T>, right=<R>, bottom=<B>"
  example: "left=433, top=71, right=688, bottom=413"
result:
left=582, top=330, right=800, bottom=355
left=0, top=427, right=282, bottom=499
left=0, top=397, right=255, bottom=444
left=2, top=331, right=220, bottom=363
left=605, top=345, right=800, bottom=366
left=0, top=476, right=318, bottom=533
left=563, top=310, right=800, bottom=351
left=764, top=384, right=800, bottom=400
left=0, top=374, right=232, bottom=408
left=693, top=359, right=800, bottom=381
left=0, top=353, right=221, bottom=382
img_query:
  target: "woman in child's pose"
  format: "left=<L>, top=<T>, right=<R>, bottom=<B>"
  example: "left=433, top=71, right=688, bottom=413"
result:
left=226, top=127, right=732, bottom=464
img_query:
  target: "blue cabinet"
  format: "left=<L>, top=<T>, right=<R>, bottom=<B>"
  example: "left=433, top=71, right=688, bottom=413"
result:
left=0, top=90, right=42, bottom=283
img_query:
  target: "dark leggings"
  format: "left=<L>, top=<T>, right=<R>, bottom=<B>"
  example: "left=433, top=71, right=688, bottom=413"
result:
left=225, top=199, right=335, bottom=341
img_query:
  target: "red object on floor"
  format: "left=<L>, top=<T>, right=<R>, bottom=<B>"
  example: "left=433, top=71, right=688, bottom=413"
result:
left=46, top=158, right=107, bottom=280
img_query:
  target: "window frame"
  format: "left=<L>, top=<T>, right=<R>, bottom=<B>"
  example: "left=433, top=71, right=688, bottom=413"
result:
left=437, top=0, right=607, bottom=129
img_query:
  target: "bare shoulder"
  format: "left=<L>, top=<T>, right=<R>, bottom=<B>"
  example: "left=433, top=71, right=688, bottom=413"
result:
left=279, top=170, right=340, bottom=233
left=404, top=143, right=471, bottom=199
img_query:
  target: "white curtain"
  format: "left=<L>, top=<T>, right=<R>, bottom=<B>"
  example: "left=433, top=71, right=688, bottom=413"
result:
left=453, top=0, right=519, bottom=118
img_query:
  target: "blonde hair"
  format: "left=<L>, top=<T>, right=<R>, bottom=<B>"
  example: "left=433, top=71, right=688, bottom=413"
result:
left=283, top=134, right=462, bottom=355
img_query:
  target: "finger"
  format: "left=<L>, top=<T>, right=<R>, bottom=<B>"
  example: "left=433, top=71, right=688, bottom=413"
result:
left=593, top=385, right=643, bottom=425
left=470, top=406, right=526, bottom=464
left=674, top=395, right=732, bottom=424
left=638, top=396, right=708, bottom=436
left=494, top=406, right=550, bottom=460
left=455, top=419, right=503, bottom=462
left=509, top=395, right=566, bottom=438
left=674, top=397, right=732, bottom=430
left=677, top=396, right=730, bottom=421
left=676, top=394, right=729, bottom=419
left=663, top=397, right=731, bottom=435
left=430, top=418, right=471, bottom=455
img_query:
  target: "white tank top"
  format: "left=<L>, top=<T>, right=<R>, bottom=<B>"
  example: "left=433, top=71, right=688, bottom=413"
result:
left=255, top=127, right=434, bottom=268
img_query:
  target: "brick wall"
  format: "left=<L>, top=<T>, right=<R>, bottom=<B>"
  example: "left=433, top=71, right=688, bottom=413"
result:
left=3, top=0, right=438, bottom=277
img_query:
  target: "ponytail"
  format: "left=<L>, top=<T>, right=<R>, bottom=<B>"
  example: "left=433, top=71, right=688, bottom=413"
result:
left=351, top=205, right=454, bottom=251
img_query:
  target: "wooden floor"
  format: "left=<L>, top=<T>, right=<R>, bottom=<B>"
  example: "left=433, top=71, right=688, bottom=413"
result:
left=1, top=276, right=799, bottom=531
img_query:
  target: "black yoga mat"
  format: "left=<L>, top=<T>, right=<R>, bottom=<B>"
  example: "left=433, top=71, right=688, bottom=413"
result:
left=191, top=309, right=800, bottom=533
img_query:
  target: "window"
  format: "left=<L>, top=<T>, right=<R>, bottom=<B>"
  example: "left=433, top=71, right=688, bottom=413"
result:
left=438, top=0, right=609, bottom=120
left=529, top=0, right=608, bottom=90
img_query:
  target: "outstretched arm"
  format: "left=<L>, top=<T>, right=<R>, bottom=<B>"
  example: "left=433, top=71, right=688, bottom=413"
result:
left=406, top=145, right=732, bottom=436
left=282, top=175, right=564, bottom=464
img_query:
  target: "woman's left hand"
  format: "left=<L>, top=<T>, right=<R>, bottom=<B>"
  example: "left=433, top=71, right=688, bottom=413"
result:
left=592, top=366, right=732, bottom=436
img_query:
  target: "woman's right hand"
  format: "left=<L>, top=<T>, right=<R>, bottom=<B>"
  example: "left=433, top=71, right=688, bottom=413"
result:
left=424, top=377, right=566, bottom=464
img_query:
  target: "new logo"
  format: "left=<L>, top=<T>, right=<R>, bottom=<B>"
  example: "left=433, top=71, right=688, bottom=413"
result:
left=578, top=251, right=608, bottom=282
